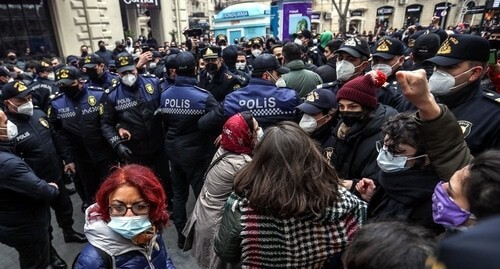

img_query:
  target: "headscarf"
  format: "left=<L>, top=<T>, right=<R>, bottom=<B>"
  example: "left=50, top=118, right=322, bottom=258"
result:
left=220, top=113, right=253, bottom=155
left=320, top=31, right=333, bottom=49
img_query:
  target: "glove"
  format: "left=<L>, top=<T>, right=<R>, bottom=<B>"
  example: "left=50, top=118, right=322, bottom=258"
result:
left=116, top=144, right=133, bottom=161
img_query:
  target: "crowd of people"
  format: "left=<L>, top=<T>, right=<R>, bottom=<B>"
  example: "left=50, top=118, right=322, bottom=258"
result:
left=0, top=19, right=499, bottom=269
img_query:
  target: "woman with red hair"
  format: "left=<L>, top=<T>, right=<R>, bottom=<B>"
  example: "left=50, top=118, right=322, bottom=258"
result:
left=73, top=164, right=176, bottom=269
left=183, top=111, right=260, bottom=269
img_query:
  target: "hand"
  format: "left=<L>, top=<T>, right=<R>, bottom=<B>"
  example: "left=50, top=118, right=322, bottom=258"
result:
left=48, top=182, right=59, bottom=189
left=64, top=163, right=76, bottom=174
left=396, top=69, right=440, bottom=121
left=116, top=144, right=133, bottom=161
left=355, top=178, right=376, bottom=201
left=118, top=128, right=132, bottom=141
left=341, top=179, right=353, bottom=191
left=136, top=51, right=153, bottom=69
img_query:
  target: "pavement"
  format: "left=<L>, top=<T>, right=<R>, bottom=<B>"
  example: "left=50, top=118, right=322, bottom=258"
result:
left=0, top=183, right=201, bottom=269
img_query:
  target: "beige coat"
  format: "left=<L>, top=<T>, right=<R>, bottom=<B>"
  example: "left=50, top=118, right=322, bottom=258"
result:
left=183, top=148, right=251, bottom=269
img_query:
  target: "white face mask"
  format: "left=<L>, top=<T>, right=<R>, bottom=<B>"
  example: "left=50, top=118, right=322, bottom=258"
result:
left=251, top=49, right=262, bottom=58
left=299, top=114, right=318, bottom=133
left=9, top=100, right=34, bottom=116
left=0, top=120, right=19, bottom=141
left=122, top=73, right=137, bottom=87
left=372, top=63, right=394, bottom=76
left=428, top=69, right=474, bottom=96
left=275, top=77, right=287, bottom=88
left=47, top=72, right=55, bottom=81
left=235, top=62, right=246, bottom=71
left=336, top=60, right=361, bottom=82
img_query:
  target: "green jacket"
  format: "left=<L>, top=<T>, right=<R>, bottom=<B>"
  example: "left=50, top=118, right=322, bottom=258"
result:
left=414, top=104, right=472, bottom=181
left=282, top=60, right=323, bottom=97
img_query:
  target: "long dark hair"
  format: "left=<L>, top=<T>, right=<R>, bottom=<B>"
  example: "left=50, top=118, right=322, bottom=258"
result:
left=234, top=121, right=340, bottom=218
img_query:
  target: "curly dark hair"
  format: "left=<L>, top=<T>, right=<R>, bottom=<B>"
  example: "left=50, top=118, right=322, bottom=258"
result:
left=381, top=112, right=425, bottom=155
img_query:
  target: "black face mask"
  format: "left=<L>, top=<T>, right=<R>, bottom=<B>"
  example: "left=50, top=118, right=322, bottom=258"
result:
left=340, top=111, right=364, bottom=127
left=61, top=85, right=81, bottom=99
left=8, top=55, right=16, bottom=61
left=81, top=51, right=88, bottom=57
left=205, top=63, right=218, bottom=75
left=86, top=68, right=102, bottom=81
left=99, top=46, right=106, bottom=51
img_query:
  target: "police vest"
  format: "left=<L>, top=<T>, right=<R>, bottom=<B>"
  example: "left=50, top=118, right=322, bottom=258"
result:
left=160, top=85, right=209, bottom=116
left=51, top=87, right=105, bottom=120
left=106, top=75, right=160, bottom=111
left=223, top=82, right=298, bottom=125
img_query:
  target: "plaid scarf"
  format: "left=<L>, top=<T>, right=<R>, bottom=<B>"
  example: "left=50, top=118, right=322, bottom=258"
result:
left=227, top=188, right=367, bottom=268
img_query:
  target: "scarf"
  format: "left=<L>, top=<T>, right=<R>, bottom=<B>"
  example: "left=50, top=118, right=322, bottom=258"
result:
left=220, top=113, right=253, bottom=155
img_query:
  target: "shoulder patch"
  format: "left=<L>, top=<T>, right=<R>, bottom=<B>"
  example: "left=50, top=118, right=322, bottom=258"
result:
left=145, top=83, right=155, bottom=94
left=105, top=83, right=119, bottom=94
left=225, top=72, right=233, bottom=79
left=87, top=85, right=104, bottom=91
left=141, top=73, right=156, bottom=78
left=483, top=90, right=500, bottom=104
left=458, top=120, right=473, bottom=139
left=88, top=95, right=97, bottom=106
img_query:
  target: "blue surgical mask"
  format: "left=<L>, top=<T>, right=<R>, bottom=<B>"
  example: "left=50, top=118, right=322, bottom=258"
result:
left=107, top=215, right=152, bottom=239
left=376, top=141, right=426, bottom=173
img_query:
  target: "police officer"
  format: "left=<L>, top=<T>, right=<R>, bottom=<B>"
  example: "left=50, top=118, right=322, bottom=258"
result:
left=29, top=61, right=59, bottom=113
left=424, top=34, right=500, bottom=155
left=199, top=53, right=300, bottom=131
left=157, top=51, right=219, bottom=249
left=246, top=37, right=265, bottom=68
left=2, top=81, right=86, bottom=269
left=82, top=54, right=119, bottom=89
left=371, top=37, right=414, bottom=112
left=100, top=52, right=171, bottom=194
left=223, top=45, right=250, bottom=87
left=0, top=109, right=59, bottom=269
left=50, top=66, right=116, bottom=211
left=299, top=29, right=323, bottom=68
left=198, top=46, right=241, bottom=102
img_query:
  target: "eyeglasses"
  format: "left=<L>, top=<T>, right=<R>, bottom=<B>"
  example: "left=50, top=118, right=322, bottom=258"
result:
left=109, top=202, right=150, bottom=216
left=376, top=140, right=426, bottom=161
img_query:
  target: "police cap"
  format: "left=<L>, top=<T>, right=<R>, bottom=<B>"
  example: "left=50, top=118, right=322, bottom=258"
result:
left=115, top=53, right=135, bottom=73
left=202, top=46, right=221, bottom=59
left=252, top=54, right=289, bottom=74
left=1, top=81, right=33, bottom=100
left=83, top=54, right=103, bottom=68
left=372, top=37, right=405, bottom=59
left=336, top=37, right=371, bottom=58
left=175, top=52, right=196, bottom=70
left=55, top=66, right=81, bottom=86
left=297, top=88, right=336, bottom=115
left=424, top=34, right=490, bottom=67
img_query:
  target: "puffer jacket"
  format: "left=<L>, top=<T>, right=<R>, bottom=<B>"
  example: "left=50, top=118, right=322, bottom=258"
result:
left=282, top=59, right=323, bottom=97
left=74, top=204, right=176, bottom=269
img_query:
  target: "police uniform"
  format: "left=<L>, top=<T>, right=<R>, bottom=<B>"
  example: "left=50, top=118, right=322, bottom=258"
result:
left=425, top=34, right=500, bottom=155
left=85, top=70, right=119, bottom=89
left=199, top=54, right=300, bottom=131
left=50, top=67, right=116, bottom=204
left=83, top=54, right=120, bottom=89
left=101, top=53, right=170, bottom=193
left=157, top=52, right=220, bottom=242
left=198, top=46, right=241, bottom=102
left=29, top=76, right=59, bottom=113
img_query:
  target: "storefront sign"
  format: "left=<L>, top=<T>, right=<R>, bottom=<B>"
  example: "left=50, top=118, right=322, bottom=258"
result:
left=223, top=11, right=249, bottom=19
left=122, top=0, right=160, bottom=8
left=406, top=5, right=422, bottom=13
left=283, top=1, right=312, bottom=40
left=377, top=6, right=394, bottom=15
left=312, top=13, right=321, bottom=20
left=351, top=10, right=363, bottom=16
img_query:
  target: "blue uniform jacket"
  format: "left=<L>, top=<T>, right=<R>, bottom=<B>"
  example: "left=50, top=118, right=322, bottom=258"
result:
left=159, top=76, right=219, bottom=164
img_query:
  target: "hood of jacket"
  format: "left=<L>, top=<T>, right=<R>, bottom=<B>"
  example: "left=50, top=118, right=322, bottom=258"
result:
left=284, top=59, right=306, bottom=71
left=84, top=203, right=152, bottom=257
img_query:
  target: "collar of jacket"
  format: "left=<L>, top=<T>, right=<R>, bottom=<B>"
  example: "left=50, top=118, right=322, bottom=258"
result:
left=437, top=79, right=481, bottom=109
left=248, top=77, right=275, bottom=87
left=174, top=75, right=197, bottom=86
left=284, top=59, right=306, bottom=71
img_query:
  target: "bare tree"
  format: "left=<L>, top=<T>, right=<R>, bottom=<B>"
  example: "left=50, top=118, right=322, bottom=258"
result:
left=332, top=0, right=351, bottom=36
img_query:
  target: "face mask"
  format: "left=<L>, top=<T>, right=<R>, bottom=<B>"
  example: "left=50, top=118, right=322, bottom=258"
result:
left=8, top=55, right=16, bottom=61
left=86, top=68, right=101, bottom=81
left=372, top=63, right=394, bottom=77
left=107, top=215, right=152, bottom=239
left=299, top=114, right=318, bottom=133
left=336, top=60, right=361, bottom=82
left=275, top=77, right=287, bottom=88
left=205, top=63, right=218, bottom=75
left=256, top=127, right=264, bottom=142
left=235, top=63, right=246, bottom=70
left=81, top=51, right=88, bottom=57
left=122, top=73, right=137, bottom=87
left=428, top=69, right=473, bottom=96
left=251, top=49, right=262, bottom=58
left=340, top=111, right=363, bottom=127
left=376, top=146, right=410, bottom=173
left=0, top=120, right=19, bottom=141
left=99, top=46, right=106, bottom=51
left=47, top=72, right=55, bottom=81
left=61, top=85, right=81, bottom=99
left=432, top=181, right=471, bottom=227
left=10, top=100, right=34, bottom=116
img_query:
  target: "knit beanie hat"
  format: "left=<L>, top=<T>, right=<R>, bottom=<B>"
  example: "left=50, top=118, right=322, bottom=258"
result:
left=336, top=70, right=386, bottom=110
